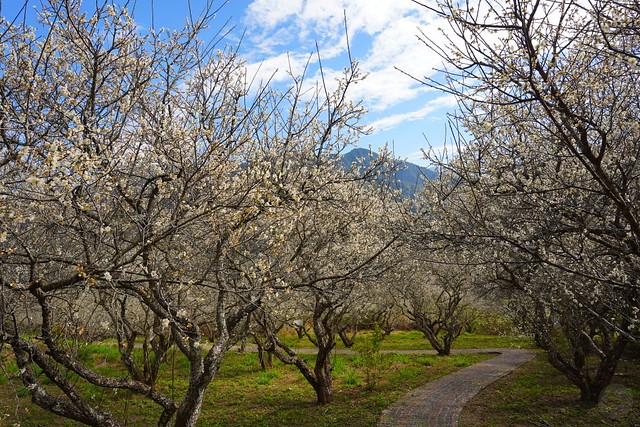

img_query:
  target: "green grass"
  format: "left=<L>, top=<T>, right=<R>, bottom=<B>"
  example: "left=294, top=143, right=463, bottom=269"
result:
left=279, top=329, right=535, bottom=351
left=0, top=340, right=493, bottom=426
left=373, top=330, right=535, bottom=351
left=453, top=332, right=535, bottom=350
left=460, top=351, right=640, bottom=426
left=3, top=330, right=636, bottom=426
left=255, top=370, right=279, bottom=385
left=199, top=352, right=493, bottom=427
left=341, top=368, right=361, bottom=386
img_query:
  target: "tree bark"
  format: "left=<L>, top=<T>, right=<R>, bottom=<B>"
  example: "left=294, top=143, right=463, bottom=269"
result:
left=312, top=380, right=333, bottom=405
left=173, top=384, right=206, bottom=427
left=418, top=325, right=449, bottom=356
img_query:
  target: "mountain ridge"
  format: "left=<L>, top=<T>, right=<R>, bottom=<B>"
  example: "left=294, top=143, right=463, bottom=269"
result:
left=341, top=147, right=435, bottom=198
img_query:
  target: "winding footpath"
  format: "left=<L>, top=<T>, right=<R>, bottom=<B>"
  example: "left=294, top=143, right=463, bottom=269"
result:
left=378, top=348, right=536, bottom=427
left=126, top=342, right=533, bottom=426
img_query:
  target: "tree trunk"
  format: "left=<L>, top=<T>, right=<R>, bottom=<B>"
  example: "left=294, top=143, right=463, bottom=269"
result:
left=542, top=335, right=628, bottom=404
left=579, top=337, right=628, bottom=404
left=313, top=345, right=334, bottom=404
left=313, top=379, right=333, bottom=405
left=257, top=343, right=274, bottom=369
left=338, top=328, right=355, bottom=348
left=578, top=382, right=604, bottom=404
left=441, top=340, right=452, bottom=356
left=172, top=335, right=229, bottom=426
left=173, top=384, right=205, bottom=427
left=419, top=327, right=449, bottom=355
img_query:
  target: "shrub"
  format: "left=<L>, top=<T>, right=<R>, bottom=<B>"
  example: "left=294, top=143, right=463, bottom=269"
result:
left=355, top=323, right=385, bottom=389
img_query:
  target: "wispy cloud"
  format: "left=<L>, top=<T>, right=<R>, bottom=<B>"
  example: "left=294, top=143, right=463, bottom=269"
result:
left=244, top=51, right=315, bottom=86
left=367, top=95, right=457, bottom=132
left=241, top=0, right=454, bottom=139
left=245, top=0, right=304, bottom=29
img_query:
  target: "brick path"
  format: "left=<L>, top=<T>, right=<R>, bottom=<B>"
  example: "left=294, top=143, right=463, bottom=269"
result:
left=378, top=349, right=536, bottom=427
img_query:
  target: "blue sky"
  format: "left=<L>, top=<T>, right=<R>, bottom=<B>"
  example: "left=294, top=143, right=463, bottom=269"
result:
left=2, top=0, right=458, bottom=165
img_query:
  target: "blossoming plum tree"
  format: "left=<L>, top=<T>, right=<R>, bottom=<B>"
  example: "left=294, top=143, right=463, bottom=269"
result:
left=0, top=1, right=385, bottom=425
left=252, top=174, right=399, bottom=405
left=413, top=0, right=639, bottom=402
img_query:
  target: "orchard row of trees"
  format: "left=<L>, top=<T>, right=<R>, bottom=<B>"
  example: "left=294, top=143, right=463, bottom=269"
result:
left=0, top=2, right=471, bottom=425
left=1, top=0, right=639, bottom=425
left=412, top=0, right=640, bottom=403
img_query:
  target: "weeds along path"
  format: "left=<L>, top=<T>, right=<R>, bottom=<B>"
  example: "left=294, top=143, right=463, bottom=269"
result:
left=124, top=342, right=533, bottom=425
left=378, top=349, right=536, bottom=427
left=231, top=346, right=527, bottom=356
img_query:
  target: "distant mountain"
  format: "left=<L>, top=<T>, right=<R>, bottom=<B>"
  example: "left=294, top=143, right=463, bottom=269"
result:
left=340, top=147, right=435, bottom=198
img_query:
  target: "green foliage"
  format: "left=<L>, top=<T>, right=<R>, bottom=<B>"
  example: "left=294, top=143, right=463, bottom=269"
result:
left=453, top=357, right=474, bottom=368
left=419, top=357, right=432, bottom=367
left=389, top=352, right=411, bottom=364
left=354, top=323, right=386, bottom=389
left=256, top=370, right=279, bottom=385
left=341, top=368, right=361, bottom=386
left=79, top=342, right=121, bottom=364
left=0, top=352, right=18, bottom=386
left=396, top=366, right=419, bottom=380
left=288, top=329, right=534, bottom=351
left=469, top=310, right=519, bottom=336
left=331, top=354, right=347, bottom=376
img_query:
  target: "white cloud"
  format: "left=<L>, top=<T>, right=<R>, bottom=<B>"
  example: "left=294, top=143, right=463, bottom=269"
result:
left=252, top=6, right=444, bottom=109
left=245, top=0, right=304, bottom=29
left=241, top=0, right=456, bottom=141
left=244, top=51, right=315, bottom=86
left=345, top=66, right=426, bottom=112
left=366, top=95, right=457, bottom=132
left=404, top=149, right=429, bottom=165
left=348, top=11, right=453, bottom=110
left=243, top=0, right=435, bottom=58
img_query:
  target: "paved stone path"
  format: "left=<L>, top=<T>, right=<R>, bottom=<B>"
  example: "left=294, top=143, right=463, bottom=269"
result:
left=378, top=349, right=536, bottom=427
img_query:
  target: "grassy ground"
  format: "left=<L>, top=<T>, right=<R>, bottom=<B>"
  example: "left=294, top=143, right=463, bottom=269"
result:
left=460, top=350, right=640, bottom=426
left=377, top=330, right=535, bottom=351
left=0, top=333, right=495, bottom=426
left=277, top=329, right=535, bottom=351
left=5, top=331, right=637, bottom=426
left=200, top=351, right=490, bottom=426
